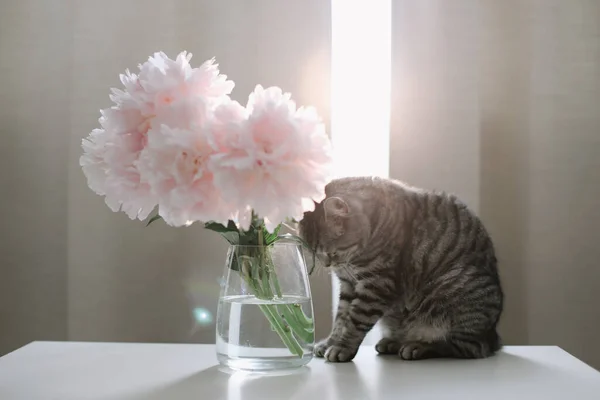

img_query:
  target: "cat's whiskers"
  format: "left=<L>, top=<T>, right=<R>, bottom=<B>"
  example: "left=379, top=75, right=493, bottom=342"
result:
left=340, top=262, right=361, bottom=283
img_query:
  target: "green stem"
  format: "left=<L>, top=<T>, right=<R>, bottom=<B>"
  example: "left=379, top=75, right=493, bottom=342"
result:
left=265, top=250, right=283, bottom=298
left=240, top=267, right=304, bottom=357
left=257, top=234, right=274, bottom=297
left=290, top=303, right=314, bottom=328
left=258, top=304, right=304, bottom=357
left=278, top=305, right=314, bottom=343
left=235, top=231, right=311, bottom=358
left=261, top=243, right=314, bottom=344
left=261, top=272, right=274, bottom=297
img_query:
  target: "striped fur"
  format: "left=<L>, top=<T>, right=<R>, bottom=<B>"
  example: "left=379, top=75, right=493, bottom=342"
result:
left=298, top=177, right=504, bottom=362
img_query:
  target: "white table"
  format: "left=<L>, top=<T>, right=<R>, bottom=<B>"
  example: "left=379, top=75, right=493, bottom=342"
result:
left=1, top=342, right=599, bottom=399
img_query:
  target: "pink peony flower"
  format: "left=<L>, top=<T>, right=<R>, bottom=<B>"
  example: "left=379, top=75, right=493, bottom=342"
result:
left=110, top=52, right=234, bottom=117
left=81, top=52, right=333, bottom=231
left=211, top=85, right=333, bottom=231
left=80, top=111, right=157, bottom=220
left=207, top=98, right=252, bottom=229
left=80, top=51, right=234, bottom=221
left=137, top=121, right=232, bottom=227
left=80, top=128, right=113, bottom=197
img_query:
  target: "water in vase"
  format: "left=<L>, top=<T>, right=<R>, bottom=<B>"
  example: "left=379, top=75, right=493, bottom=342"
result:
left=216, top=294, right=314, bottom=371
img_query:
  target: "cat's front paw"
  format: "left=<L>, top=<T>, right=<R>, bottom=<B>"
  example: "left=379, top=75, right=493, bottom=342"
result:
left=312, top=339, right=331, bottom=358
left=324, top=345, right=358, bottom=363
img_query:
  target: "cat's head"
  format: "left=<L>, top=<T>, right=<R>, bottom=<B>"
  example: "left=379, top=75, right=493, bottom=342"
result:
left=298, top=194, right=368, bottom=262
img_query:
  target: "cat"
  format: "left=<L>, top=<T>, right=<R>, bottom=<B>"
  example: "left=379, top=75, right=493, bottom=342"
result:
left=298, top=176, right=504, bottom=362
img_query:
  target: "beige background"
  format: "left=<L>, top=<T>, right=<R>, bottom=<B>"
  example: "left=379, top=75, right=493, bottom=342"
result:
left=1, top=0, right=600, bottom=369
left=391, top=1, right=600, bottom=367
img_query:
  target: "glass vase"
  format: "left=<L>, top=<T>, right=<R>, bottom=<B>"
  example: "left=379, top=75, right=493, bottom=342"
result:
left=216, top=243, right=315, bottom=371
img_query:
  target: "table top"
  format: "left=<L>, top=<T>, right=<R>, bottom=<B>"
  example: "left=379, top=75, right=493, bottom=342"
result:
left=1, top=342, right=599, bottom=400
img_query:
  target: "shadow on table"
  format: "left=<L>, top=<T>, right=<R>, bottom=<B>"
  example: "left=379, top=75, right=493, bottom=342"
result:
left=127, top=365, right=312, bottom=400
left=370, top=350, right=592, bottom=397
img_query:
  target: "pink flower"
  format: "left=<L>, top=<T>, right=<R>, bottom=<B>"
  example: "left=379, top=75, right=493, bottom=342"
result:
left=80, top=111, right=157, bottom=220
left=80, top=51, right=234, bottom=221
left=211, top=85, right=333, bottom=231
left=207, top=98, right=252, bottom=229
left=81, top=52, right=334, bottom=231
left=80, top=128, right=112, bottom=197
left=137, top=122, right=232, bottom=227
left=111, top=52, right=234, bottom=117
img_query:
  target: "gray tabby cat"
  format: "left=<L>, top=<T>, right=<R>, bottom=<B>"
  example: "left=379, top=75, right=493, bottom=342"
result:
left=298, top=177, right=503, bottom=362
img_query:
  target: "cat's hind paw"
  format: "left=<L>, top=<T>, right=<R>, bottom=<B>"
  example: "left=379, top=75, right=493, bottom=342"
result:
left=375, top=338, right=402, bottom=355
left=398, top=341, right=436, bottom=360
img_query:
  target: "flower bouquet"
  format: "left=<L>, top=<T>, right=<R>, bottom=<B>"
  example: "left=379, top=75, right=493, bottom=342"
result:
left=80, top=51, right=332, bottom=368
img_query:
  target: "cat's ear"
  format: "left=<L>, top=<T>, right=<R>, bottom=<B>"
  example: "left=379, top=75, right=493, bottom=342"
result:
left=323, top=197, right=350, bottom=227
left=323, top=197, right=349, bottom=218
left=324, top=197, right=348, bottom=237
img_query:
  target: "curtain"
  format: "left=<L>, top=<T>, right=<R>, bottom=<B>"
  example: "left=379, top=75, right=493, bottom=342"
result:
left=391, top=0, right=600, bottom=367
